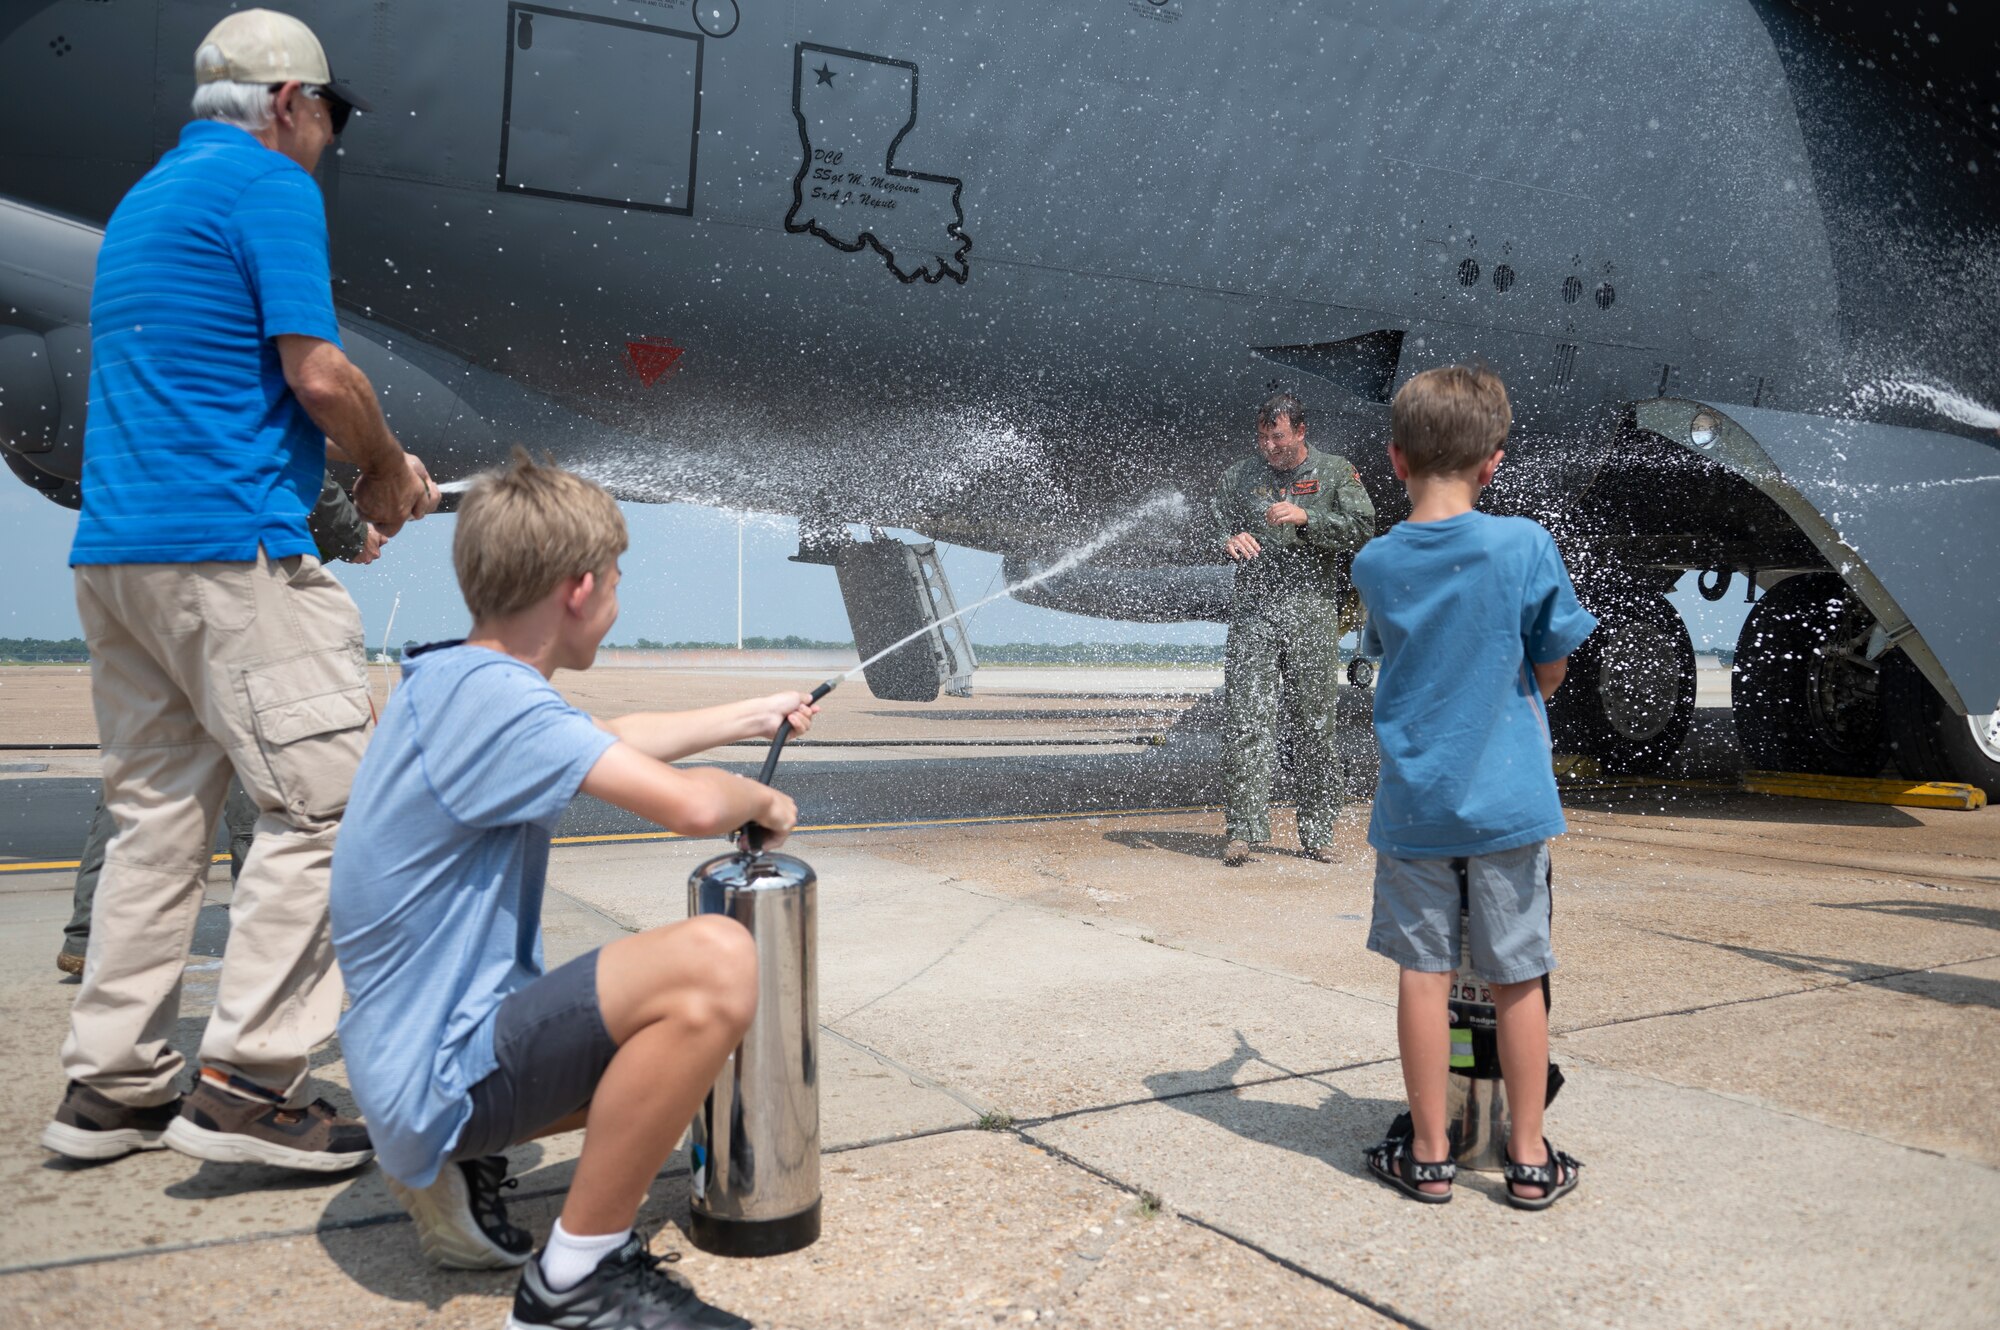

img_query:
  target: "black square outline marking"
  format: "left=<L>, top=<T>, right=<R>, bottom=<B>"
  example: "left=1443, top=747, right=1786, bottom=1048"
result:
left=497, top=3, right=703, bottom=217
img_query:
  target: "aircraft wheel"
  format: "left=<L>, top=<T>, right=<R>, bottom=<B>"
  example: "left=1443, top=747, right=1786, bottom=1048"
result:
left=1883, top=653, right=2000, bottom=800
left=1549, top=589, right=1695, bottom=775
left=2, top=448, right=81, bottom=510
left=1732, top=573, right=1885, bottom=777
left=1345, top=656, right=1375, bottom=688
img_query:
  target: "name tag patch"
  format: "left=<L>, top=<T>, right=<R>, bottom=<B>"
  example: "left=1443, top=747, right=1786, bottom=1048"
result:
left=1288, top=479, right=1320, bottom=496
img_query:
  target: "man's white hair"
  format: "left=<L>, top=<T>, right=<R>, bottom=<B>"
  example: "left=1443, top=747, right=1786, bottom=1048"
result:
left=190, top=44, right=276, bottom=131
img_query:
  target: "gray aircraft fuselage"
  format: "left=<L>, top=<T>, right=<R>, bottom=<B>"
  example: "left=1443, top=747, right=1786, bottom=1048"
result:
left=2, top=1, right=1996, bottom=717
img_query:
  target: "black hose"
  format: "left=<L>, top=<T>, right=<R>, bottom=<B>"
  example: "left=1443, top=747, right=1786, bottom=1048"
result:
left=728, top=736, right=1160, bottom=749
left=0, top=735, right=1160, bottom=754
left=1697, top=567, right=1733, bottom=602
left=743, top=678, right=840, bottom=850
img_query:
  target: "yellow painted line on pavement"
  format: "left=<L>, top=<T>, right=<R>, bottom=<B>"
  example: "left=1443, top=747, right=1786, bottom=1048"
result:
left=1741, top=771, right=1986, bottom=811
left=0, top=851, right=233, bottom=875
left=1560, top=769, right=1986, bottom=810
left=0, top=806, right=1222, bottom=874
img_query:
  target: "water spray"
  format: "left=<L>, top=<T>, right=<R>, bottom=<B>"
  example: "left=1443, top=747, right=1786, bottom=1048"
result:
left=1849, top=377, right=2000, bottom=432
left=833, top=491, right=1189, bottom=686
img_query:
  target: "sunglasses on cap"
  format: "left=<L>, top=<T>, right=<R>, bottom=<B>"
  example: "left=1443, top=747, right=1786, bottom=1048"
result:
left=296, top=84, right=355, bottom=135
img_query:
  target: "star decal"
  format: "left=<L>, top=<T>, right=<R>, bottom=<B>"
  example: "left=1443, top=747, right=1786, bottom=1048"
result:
left=814, top=62, right=837, bottom=86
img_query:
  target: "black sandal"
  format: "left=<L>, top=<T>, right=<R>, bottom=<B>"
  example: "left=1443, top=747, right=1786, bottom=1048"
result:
left=1502, top=1137, right=1582, bottom=1211
left=1365, top=1113, right=1456, bottom=1204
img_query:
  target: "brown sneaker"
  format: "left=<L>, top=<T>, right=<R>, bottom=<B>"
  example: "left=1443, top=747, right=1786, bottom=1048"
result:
left=164, top=1073, right=374, bottom=1173
left=40, top=1081, right=181, bottom=1161
left=55, top=949, right=85, bottom=977
left=1222, top=839, right=1252, bottom=867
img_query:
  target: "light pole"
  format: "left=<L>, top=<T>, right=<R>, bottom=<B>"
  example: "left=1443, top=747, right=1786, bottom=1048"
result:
left=379, top=592, right=401, bottom=695
left=736, top=513, right=744, bottom=651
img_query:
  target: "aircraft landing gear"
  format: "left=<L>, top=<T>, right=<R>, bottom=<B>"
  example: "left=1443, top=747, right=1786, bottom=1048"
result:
left=1549, top=589, right=1696, bottom=775
left=1883, top=654, right=2000, bottom=800
left=1732, top=573, right=1885, bottom=777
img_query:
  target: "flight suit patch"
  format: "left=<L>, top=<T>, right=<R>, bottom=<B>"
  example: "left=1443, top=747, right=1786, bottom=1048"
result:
left=1289, top=479, right=1320, bottom=496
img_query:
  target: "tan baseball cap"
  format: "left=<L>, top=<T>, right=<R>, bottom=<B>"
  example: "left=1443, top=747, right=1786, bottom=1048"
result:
left=194, top=8, right=373, bottom=114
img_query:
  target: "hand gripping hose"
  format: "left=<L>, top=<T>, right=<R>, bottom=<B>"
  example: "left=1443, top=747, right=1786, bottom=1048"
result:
left=740, top=677, right=841, bottom=851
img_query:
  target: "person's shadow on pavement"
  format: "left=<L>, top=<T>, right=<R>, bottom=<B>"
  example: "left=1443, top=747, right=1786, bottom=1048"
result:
left=1102, top=828, right=1224, bottom=860
left=1140, top=1029, right=1399, bottom=1179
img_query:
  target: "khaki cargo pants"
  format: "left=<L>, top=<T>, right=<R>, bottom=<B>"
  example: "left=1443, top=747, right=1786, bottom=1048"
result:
left=64, top=551, right=371, bottom=1107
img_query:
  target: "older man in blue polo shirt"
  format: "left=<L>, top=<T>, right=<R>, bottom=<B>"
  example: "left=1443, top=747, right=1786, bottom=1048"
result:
left=42, top=10, right=438, bottom=1173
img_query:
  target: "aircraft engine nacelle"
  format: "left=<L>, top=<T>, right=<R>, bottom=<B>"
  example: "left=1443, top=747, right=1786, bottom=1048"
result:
left=0, top=197, right=97, bottom=506
left=0, top=323, right=85, bottom=466
left=0, top=321, right=89, bottom=509
left=0, top=197, right=97, bottom=507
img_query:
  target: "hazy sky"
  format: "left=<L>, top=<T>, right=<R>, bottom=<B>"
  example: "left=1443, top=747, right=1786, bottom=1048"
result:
left=2, top=477, right=1748, bottom=651
left=0, top=478, right=1227, bottom=649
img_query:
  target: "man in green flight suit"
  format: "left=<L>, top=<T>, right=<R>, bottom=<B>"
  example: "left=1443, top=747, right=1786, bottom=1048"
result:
left=1212, top=393, right=1375, bottom=866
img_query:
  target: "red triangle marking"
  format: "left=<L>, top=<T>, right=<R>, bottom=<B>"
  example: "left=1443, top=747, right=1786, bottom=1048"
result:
left=625, top=339, right=685, bottom=388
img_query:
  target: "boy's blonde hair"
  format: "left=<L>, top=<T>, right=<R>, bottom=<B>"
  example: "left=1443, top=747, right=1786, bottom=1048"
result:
left=453, top=448, right=628, bottom=621
left=1390, top=364, right=1512, bottom=476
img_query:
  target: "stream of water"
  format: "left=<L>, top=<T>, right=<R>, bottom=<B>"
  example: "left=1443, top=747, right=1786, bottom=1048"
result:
left=1852, top=377, right=2000, bottom=431
left=839, top=491, right=1188, bottom=682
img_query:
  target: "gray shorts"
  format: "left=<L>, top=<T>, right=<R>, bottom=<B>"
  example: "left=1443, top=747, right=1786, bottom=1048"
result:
left=450, top=949, right=618, bottom=1162
left=1367, top=842, right=1555, bottom=985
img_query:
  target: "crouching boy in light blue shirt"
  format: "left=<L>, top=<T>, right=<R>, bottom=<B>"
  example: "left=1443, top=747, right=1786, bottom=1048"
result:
left=331, top=451, right=816, bottom=1330
left=1349, top=365, right=1595, bottom=1211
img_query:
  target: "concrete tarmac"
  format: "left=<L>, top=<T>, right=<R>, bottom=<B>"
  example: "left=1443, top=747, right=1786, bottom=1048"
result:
left=0, top=663, right=1994, bottom=1327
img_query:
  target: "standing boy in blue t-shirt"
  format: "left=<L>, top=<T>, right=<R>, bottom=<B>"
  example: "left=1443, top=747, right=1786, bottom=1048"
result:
left=331, top=452, right=815, bottom=1330
left=1349, top=365, right=1595, bottom=1210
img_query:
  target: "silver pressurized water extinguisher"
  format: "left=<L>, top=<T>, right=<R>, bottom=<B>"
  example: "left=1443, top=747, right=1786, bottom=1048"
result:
left=1445, top=865, right=1564, bottom=1171
left=686, top=678, right=839, bottom=1257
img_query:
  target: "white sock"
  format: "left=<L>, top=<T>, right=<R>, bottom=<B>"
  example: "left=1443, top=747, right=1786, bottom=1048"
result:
left=540, top=1219, right=631, bottom=1292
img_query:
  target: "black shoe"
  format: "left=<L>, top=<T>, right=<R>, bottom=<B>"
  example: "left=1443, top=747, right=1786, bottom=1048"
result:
left=387, top=1155, right=533, bottom=1269
left=40, top=1080, right=181, bottom=1160
left=508, top=1234, right=752, bottom=1329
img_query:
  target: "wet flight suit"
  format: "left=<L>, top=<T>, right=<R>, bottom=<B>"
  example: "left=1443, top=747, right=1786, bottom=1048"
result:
left=1211, top=445, right=1375, bottom=849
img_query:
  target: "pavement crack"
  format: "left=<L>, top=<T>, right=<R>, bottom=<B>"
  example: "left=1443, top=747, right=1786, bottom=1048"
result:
left=830, top=898, right=1006, bottom=1024
left=0, top=1163, right=694, bottom=1278
left=819, top=1024, right=994, bottom=1119
left=549, top=886, right=641, bottom=935
left=1016, top=1053, right=1399, bottom=1133
left=1014, top=1129, right=1433, bottom=1330
left=1551, top=950, right=2000, bottom=1039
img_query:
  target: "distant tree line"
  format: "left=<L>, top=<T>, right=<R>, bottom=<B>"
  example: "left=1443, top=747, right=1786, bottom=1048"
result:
left=595, top=637, right=1240, bottom=664
left=7, top=634, right=1734, bottom=668
left=610, top=635, right=856, bottom=651
left=0, top=637, right=90, bottom=662
left=972, top=642, right=1229, bottom=665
